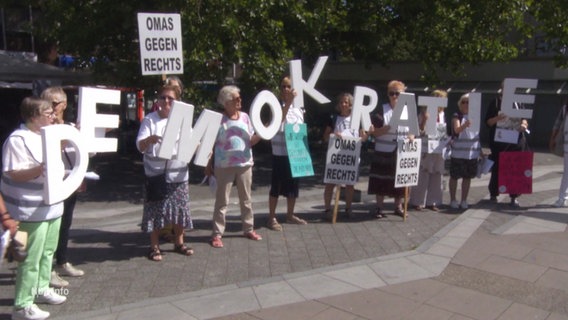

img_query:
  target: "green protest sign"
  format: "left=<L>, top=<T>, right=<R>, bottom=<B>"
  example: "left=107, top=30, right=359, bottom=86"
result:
left=285, top=123, right=314, bottom=178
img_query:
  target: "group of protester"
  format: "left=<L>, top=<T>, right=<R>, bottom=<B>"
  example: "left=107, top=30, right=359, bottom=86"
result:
left=1, top=76, right=568, bottom=320
left=137, top=77, right=565, bottom=260
left=137, top=76, right=309, bottom=255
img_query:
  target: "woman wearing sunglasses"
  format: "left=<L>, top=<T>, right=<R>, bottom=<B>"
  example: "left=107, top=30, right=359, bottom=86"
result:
left=136, top=85, right=194, bottom=261
left=367, top=80, right=408, bottom=219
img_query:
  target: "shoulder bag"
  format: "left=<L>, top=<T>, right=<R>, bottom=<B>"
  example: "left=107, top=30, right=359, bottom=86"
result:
left=145, top=161, right=168, bottom=202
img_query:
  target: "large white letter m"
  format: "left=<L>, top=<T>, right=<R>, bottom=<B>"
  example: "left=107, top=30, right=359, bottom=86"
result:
left=157, top=101, right=222, bottom=167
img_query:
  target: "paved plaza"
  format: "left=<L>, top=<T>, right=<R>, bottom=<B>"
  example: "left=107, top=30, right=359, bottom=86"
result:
left=0, top=148, right=567, bottom=320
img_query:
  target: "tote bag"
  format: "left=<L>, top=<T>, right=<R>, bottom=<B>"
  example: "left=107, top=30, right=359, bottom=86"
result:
left=498, top=151, right=533, bottom=194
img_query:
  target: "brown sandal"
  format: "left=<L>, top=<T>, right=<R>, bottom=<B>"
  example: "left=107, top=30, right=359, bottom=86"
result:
left=286, top=215, right=307, bottom=225
left=174, top=244, right=194, bottom=256
left=148, top=247, right=162, bottom=261
left=267, top=218, right=283, bottom=231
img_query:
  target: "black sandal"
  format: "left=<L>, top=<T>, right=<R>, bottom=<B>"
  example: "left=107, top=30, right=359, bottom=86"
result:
left=374, top=208, right=386, bottom=219
left=174, top=244, right=194, bottom=256
left=148, top=247, right=162, bottom=261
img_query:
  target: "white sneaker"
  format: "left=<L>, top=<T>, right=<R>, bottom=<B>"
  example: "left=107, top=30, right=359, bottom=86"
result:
left=12, top=304, right=50, bottom=320
left=49, top=271, right=69, bottom=288
left=450, top=200, right=459, bottom=209
left=35, top=287, right=67, bottom=305
left=553, top=199, right=567, bottom=208
left=460, top=201, right=468, bottom=209
left=55, top=262, right=85, bottom=277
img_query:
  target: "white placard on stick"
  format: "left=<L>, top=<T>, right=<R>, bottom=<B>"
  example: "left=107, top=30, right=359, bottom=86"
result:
left=395, top=138, right=422, bottom=188
left=323, top=136, right=361, bottom=186
left=137, top=12, right=183, bottom=75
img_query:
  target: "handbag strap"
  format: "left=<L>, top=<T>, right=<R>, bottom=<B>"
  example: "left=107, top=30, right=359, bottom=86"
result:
left=520, top=131, right=531, bottom=152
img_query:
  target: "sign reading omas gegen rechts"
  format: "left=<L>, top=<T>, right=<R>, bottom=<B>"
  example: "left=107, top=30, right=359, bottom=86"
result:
left=137, top=13, right=183, bottom=75
left=394, top=138, right=422, bottom=188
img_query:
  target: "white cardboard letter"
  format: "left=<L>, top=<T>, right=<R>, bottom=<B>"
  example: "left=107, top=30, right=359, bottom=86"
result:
left=501, top=78, right=537, bottom=119
left=157, top=101, right=222, bottom=167
left=417, top=96, right=447, bottom=136
left=468, top=92, right=482, bottom=133
left=249, top=90, right=282, bottom=140
left=350, top=86, right=377, bottom=132
left=42, top=125, right=88, bottom=205
left=289, top=56, right=331, bottom=108
left=77, top=87, right=121, bottom=152
left=389, top=93, right=420, bottom=136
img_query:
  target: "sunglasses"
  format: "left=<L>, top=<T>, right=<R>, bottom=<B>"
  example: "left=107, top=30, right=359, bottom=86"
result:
left=461, top=100, right=469, bottom=104
left=159, top=95, right=175, bottom=102
left=388, top=91, right=401, bottom=97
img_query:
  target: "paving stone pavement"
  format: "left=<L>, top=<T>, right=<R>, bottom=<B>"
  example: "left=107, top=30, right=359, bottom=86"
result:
left=0, top=148, right=566, bottom=320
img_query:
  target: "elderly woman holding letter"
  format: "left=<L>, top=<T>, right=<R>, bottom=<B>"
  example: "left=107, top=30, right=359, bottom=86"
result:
left=2, top=97, right=67, bottom=320
left=137, top=84, right=194, bottom=262
left=206, top=85, right=262, bottom=249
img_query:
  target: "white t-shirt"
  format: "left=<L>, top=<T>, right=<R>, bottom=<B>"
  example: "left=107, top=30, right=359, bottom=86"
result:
left=136, top=112, right=189, bottom=182
left=1, top=124, right=63, bottom=221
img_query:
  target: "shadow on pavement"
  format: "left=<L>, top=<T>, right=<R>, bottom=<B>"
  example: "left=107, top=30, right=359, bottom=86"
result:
left=66, top=230, right=148, bottom=263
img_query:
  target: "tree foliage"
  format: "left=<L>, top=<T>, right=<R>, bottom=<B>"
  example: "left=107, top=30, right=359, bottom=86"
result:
left=11, top=0, right=568, bottom=104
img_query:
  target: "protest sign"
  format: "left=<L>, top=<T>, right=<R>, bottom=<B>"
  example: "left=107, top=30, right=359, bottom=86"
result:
left=395, top=138, right=422, bottom=188
left=389, top=93, right=420, bottom=136
left=501, top=78, right=537, bottom=119
left=285, top=123, right=314, bottom=178
left=77, top=87, right=120, bottom=153
left=249, top=90, right=282, bottom=140
left=323, top=135, right=361, bottom=185
left=137, top=13, right=183, bottom=75
left=289, top=56, right=331, bottom=109
left=428, top=137, right=451, bottom=154
left=44, top=87, right=120, bottom=205
left=350, top=86, right=377, bottom=132
left=157, top=100, right=222, bottom=167
left=417, top=96, right=448, bottom=137
left=42, top=125, right=89, bottom=204
left=250, top=57, right=330, bottom=139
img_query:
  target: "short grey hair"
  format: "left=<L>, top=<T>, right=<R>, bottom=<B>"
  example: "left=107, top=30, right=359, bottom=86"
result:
left=40, top=86, right=67, bottom=103
left=217, top=85, right=240, bottom=105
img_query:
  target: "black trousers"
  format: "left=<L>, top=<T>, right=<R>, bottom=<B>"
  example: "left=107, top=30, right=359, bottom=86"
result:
left=55, top=192, right=77, bottom=265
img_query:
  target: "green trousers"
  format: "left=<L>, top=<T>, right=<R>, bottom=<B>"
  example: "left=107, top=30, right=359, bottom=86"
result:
left=14, top=217, right=61, bottom=308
